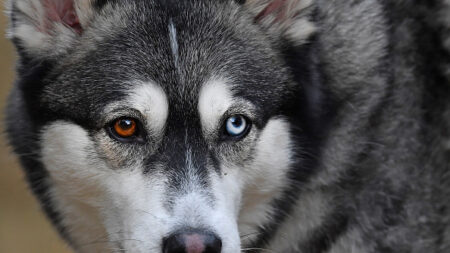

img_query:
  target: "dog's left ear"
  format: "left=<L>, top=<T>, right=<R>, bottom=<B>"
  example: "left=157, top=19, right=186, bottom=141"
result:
left=244, top=0, right=316, bottom=45
left=7, top=0, right=95, bottom=59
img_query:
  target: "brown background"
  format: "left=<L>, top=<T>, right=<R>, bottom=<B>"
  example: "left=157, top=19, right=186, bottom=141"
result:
left=0, top=1, right=71, bottom=252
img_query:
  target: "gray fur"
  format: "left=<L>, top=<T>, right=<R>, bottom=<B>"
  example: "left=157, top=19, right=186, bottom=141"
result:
left=5, top=0, right=450, bottom=252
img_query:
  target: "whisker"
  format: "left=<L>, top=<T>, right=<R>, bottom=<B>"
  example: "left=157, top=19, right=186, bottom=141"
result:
left=241, top=247, right=278, bottom=252
left=240, top=231, right=264, bottom=242
left=79, top=238, right=144, bottom=249
left=133, top=208, right=168, bottom=225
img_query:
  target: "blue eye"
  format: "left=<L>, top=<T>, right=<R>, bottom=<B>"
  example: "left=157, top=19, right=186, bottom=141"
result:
left=225, top=115, right=250, bottom=137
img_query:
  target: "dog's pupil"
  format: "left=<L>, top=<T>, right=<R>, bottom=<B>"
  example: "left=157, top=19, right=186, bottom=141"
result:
left=119, top=119, right=133, bottom=130
left=231, top=117, right=242, bottom=127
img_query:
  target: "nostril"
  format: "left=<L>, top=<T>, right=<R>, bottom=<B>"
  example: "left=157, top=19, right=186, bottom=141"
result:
left=163, top=229, right=222, bottom=253
left=163, top=232, right=185, bottom=253
left=201, top=232, right=222, bottom=253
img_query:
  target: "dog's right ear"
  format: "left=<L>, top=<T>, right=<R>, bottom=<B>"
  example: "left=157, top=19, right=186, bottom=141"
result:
left=244, top=0, right=316, bottom=45
left=6, top=0, right=95, bottom=59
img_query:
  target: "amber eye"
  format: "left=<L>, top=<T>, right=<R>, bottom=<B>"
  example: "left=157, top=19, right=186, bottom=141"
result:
left=112, top=118, right=137, bottom=138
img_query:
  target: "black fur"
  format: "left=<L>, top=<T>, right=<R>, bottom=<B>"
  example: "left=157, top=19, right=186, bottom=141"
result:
left=5, top=0, right=450, bottom=252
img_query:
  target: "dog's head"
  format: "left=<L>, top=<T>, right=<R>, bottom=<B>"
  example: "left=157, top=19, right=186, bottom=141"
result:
left=7, top=0, right=320, bottom=252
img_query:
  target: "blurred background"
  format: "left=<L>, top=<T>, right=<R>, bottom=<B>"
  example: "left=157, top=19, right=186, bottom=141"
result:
left=0, top=1, right=71, bottom=252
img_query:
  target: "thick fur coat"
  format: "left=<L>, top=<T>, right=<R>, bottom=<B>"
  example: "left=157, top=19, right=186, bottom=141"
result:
left=5, top=0, right=450, bottom=252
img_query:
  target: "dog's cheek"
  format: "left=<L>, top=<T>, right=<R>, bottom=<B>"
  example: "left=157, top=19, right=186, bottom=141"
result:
left=238, top=117, right=294, bottom=242
left=40, top=121, right=170, bottom=252
left=40, top=121, right=111, bottom=252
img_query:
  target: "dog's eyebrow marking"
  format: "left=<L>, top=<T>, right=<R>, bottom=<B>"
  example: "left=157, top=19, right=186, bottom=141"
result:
left=168, top=19, right=179, bottom=69
left=198, top=79, right=234, bottom=134
left=128, top=82, right=169, bottom=134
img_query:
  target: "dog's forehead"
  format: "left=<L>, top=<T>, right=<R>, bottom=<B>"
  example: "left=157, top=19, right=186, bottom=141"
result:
left=41, top=0, right=292, bottom=125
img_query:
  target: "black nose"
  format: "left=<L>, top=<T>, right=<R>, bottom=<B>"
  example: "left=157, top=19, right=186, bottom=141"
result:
left=163, top=229, right=222, bottom=253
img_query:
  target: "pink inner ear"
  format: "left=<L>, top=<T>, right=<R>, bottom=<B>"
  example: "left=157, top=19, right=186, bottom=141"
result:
left=255, top=0, right=288, bottom=23
left=43, top=0, right=82, bottom=34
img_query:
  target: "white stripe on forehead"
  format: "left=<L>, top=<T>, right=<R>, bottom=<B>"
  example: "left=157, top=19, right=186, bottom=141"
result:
left=168, top=19, right=179, bottom=69
left=198, top=78, right=234, bottom=134
left=128, top=82, right=169, bottom=134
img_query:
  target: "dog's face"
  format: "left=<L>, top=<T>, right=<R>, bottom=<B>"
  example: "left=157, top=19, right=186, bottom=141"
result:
left=7, top=0, right=317, bottom=252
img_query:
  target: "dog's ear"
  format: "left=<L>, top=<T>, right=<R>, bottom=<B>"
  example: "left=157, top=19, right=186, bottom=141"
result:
left=245, top=0, right=316, bottom=45
left=7, top=0, right=95, bottom=59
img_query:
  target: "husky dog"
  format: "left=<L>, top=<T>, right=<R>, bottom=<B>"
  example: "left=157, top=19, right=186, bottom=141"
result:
left=5, top=0, right=450, bottom=252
